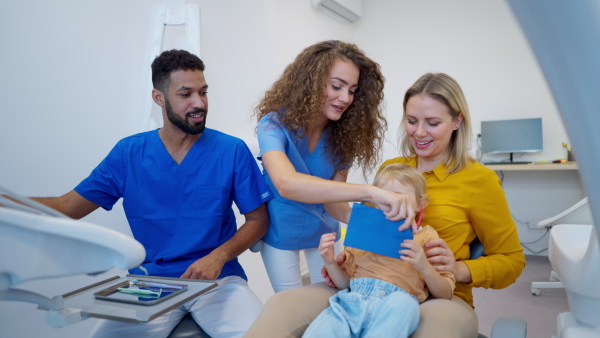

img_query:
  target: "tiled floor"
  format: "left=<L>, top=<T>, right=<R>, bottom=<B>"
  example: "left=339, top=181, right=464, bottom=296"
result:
left=474, top=255, right=569, bottom=338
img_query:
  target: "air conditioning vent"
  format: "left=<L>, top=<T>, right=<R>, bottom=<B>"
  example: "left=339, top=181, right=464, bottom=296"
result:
left=310, top=0, right=363, bottom=23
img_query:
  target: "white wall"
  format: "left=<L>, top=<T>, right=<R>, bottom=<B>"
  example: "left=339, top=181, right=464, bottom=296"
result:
left=0, top=0, right=585, bottom=336
left=1, top=1, right=157, bottom=336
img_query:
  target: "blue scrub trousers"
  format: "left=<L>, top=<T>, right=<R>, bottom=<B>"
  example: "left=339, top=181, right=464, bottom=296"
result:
left=303, top=278, right=420, bottom=338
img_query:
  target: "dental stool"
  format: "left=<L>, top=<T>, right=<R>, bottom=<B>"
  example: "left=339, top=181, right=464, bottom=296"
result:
left=168, top=313, right=211, bottom=338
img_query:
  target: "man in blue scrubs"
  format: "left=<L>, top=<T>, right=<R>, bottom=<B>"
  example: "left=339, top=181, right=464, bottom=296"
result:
left=32, top=49, right=272, bottom=337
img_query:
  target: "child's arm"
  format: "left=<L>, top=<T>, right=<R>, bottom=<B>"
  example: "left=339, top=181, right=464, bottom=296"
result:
left=319, top=232, right=350, bottom=289
left=400, top=239, right=454, bottom=299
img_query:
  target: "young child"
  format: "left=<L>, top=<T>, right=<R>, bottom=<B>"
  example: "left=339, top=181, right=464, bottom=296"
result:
left=303, top=163, right=456, bottom=338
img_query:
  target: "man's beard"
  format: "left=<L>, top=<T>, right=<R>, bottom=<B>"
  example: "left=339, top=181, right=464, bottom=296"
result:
left=165, top=98, right=207, bottom=135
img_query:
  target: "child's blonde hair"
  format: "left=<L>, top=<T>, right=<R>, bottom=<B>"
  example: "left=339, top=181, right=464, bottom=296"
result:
left=373, top=163, right=428, bottom=208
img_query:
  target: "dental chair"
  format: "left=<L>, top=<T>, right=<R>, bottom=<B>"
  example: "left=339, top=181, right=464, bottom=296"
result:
left=0, top=187, right=146, bottom=318
left=0, top=186, right=216, bottom=332
left=531, top=197, right=589, bottom=296
left=168, top=232, right=528, bottom=338
left=548, top=223, right=600, bottom=337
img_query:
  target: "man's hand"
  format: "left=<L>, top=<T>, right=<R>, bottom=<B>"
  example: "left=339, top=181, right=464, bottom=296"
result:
left=180, top=254, right=225, bottom=280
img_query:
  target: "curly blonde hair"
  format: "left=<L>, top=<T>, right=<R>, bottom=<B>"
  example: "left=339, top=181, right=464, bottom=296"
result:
left=255, top=40, right=387, bottom=174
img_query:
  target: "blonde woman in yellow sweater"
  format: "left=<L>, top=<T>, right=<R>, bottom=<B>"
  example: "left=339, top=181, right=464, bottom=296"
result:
left=245, top=73, right=525, bottom=338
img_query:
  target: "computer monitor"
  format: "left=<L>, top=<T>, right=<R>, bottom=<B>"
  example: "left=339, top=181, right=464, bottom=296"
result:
left=481, top=117, right=543, bottom=163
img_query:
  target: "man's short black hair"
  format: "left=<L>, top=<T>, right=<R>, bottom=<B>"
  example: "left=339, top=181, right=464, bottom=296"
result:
left=151, top=49, right=205, bottom=94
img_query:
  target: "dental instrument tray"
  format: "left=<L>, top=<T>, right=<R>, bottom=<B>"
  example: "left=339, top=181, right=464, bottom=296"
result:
left=40, top=275, right=217, bottom=325
left=94, top=279, right=188, bottom=306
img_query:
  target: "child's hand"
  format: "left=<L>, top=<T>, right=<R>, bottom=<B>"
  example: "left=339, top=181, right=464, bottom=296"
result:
left=319, top=232, right=337, bottom=265
left=321, top=251, right=346, bottom=287
left=399, top=239, right=430, bottom=273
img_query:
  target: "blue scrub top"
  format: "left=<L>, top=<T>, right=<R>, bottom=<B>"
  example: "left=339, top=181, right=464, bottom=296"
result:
left=257, top=112, right=340, bottom=250
left=75, top=129, right=272, bottom=279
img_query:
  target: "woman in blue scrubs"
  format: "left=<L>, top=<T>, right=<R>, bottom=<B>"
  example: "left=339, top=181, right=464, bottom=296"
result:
left=255, top=40, right=416, bottom=292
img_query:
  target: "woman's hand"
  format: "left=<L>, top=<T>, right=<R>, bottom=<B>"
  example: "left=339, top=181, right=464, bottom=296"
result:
left=425, top=238, right=473, bottom=283
left=424, top=238, right=456, bottom=274
left=369, top=186, right=417, bottom=233
left=321, top=251, right=346, bottom=287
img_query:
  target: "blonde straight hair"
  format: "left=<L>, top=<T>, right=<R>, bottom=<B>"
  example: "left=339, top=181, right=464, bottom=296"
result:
left=400, top=73, right=473, bottom=173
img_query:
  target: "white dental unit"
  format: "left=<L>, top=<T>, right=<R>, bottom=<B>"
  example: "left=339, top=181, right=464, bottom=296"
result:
left=0, top=186, right=217, bottom=328
left=508, top=0, right=600, bottom=336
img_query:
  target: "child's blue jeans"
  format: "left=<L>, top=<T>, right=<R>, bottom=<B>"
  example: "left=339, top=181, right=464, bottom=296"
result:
left=303, top=278, right=420, bottom=338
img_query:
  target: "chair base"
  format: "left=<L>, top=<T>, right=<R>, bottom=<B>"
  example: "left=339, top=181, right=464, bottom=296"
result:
left=491, top=317, right=527, bottom=338
left=167, top=313, right=211, bottom=338
left=531, top=270, right=564, bottom=296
